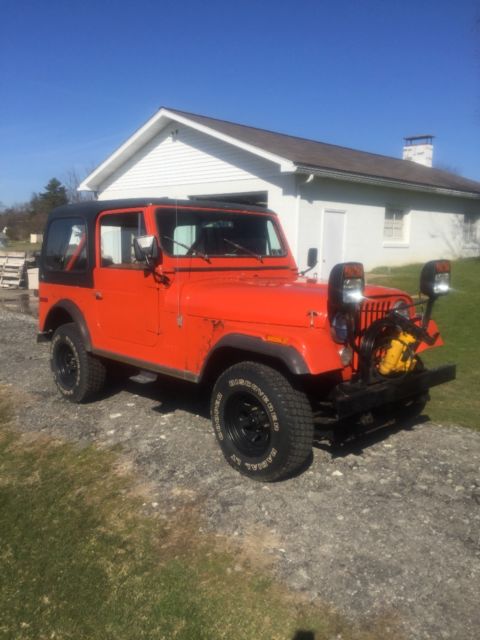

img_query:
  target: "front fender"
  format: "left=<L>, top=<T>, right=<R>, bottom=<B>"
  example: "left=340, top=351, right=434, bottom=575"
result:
left=201, top=333, right=309, bottom=377
left=200, top=330, right=344, bottom=379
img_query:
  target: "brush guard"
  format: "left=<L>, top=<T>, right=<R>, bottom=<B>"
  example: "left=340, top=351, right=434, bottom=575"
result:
left=332, top=307, right=456, bottom=419
left=333, top=363, right=456, bottom=419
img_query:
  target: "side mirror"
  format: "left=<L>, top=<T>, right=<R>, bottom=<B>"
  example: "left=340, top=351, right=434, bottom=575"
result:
left=307, top=247, right=318, bottom=269
left=420, top=260, right=451, bottom=298
left=134, top=235, right=159, bottom=264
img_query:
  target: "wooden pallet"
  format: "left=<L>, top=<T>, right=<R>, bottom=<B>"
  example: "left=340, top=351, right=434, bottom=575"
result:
left=0, top=251, right=27, bottom=288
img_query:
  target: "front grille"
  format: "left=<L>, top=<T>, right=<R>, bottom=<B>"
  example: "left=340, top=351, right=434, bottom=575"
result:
left=352, top=298, right=394, bottom=372
left=359, top=299, right=393, bottom=332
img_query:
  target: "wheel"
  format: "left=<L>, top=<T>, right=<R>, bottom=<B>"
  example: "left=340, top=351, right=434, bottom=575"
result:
left=51, top=323, right=106, bottom=403
left=211, top=362, right=313, bottom=481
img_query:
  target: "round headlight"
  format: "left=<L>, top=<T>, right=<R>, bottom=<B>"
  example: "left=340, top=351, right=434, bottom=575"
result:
left=392, top=300, right=410, bottom=319
left=331, top=312, right=349, bottom=343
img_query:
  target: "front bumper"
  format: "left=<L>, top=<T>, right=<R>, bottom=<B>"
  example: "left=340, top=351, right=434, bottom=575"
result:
left=333, top=364, right=456, bottom=419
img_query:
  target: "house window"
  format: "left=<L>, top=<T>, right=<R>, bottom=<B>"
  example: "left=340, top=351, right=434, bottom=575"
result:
left=464, top=213, right=479, bottom=244
left=384, top=208, right=407, bottom=242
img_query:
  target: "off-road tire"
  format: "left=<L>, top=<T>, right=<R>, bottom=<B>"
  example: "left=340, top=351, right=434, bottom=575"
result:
left=51, top=323, right=106, bottom=403
left=211, top=362, right=313, bottom=481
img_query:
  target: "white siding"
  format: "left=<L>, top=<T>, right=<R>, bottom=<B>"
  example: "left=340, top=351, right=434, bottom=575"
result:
left=94, top=121, right=479, bottom=273
left=98, top=123, right=279, bottom=199
left=295, top=177, right=480, bottom=273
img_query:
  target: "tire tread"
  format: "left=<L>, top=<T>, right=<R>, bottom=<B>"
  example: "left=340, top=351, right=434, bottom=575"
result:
left=51, top=323, right=105, bottom=402
left=213, top=361, right=313, bottom=481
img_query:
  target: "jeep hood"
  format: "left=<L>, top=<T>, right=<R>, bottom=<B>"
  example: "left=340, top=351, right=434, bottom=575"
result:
left=182, top=276, right=407, bottom=329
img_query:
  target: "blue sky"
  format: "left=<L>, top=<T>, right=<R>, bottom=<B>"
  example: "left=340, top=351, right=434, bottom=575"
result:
left=1, top=0, right=479, bottom=206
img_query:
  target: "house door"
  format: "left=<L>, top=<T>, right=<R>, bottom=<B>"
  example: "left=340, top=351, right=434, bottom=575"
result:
left=321, top=209, right=346, bottom=279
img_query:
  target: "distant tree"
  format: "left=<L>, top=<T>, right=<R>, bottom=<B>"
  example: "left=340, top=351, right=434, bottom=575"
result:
left=63, top=168, right=95, bottom=203
left=26, top=178, right=68, bottom=235
left=37, top=178, right=68, bottom=213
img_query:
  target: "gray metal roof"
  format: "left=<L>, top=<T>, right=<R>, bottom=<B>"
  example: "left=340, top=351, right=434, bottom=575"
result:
left=167, top=108, right=480, bottom=197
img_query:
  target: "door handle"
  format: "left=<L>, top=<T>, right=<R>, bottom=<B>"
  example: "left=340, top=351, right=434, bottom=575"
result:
left=95, top=291, right=103, bottom=300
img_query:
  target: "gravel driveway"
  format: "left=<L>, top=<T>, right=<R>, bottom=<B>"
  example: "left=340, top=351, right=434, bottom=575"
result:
left=1, top=307, right=479, bottom=639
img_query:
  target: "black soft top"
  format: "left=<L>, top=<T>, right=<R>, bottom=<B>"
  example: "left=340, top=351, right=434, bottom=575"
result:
left=49, top=198, right=275, bottom=222
left=41, top=198, right=276, bottom=288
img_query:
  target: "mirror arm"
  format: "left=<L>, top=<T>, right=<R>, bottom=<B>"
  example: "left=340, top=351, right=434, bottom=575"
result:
left=299, top=261, right=317, bottom=276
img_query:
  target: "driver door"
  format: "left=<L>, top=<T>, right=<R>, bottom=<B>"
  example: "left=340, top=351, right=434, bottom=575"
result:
left=93, top=208, right=158, bottom=351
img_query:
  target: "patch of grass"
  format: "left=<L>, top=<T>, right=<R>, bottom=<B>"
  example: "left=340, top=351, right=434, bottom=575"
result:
left=0, top=389, right=403, bottom=640
left=368, top=258, right=480, bottom=429
left=2, top=240, right=41, bottom=254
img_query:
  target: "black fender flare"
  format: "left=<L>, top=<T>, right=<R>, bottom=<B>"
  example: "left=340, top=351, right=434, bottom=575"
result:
left=42, top=299, right=92, bottom=351
left=200, top=333, right=310, bottom=379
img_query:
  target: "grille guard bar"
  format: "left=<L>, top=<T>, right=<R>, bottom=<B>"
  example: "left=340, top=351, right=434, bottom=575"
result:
left=333, top=364, right=456, bottom=419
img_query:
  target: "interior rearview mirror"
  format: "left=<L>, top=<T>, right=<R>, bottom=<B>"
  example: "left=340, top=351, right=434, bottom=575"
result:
left=134, top=235, right=159, bottom=263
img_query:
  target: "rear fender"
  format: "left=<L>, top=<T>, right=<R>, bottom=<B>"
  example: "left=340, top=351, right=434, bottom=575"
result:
left=40, top=299, right=92, bottom=351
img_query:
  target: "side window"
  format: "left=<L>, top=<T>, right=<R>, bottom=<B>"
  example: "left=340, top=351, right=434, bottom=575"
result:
left=45, top=218, right=87, bottom=272
left=100, top=212, right=146, bottom=268
left=464, top=213, right=479, bottom=244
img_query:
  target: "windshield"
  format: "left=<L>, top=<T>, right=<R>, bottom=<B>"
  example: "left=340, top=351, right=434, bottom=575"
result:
left=156, top=207, right=286, bottom=258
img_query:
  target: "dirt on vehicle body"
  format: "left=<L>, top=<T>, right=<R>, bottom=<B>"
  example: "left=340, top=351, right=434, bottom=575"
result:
left=38, top=198, right=455, bottom=480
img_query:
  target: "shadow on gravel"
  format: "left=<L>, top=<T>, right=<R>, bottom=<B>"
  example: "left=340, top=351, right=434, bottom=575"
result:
left=98, top=374, right=211, bottom=419
left=95, top=372, right=431, bottom=472
left=314, top=412, right=430, bottom=459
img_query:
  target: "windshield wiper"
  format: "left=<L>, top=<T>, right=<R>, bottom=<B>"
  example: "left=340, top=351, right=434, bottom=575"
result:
left=163, top=236, right=210, bottom=262
left=223, top=238, right=263, bottom=262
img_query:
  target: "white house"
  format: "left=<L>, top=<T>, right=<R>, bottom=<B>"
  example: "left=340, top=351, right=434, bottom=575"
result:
left=79, top=108, right=480, bottom=275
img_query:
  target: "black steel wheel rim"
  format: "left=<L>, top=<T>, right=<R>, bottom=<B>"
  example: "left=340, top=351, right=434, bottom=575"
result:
left=224, top=391, right=272, bottom=457
left=54, top=342, right=78, bottom=389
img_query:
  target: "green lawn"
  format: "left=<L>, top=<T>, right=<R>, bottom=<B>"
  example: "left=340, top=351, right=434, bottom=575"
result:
left=1, top=240, right=42, bottom=254
left=0, top=389, right=401, bottom=640
left=369, top=258, right=479, bottom=430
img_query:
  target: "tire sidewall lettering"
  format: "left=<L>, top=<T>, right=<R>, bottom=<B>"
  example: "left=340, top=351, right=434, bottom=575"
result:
left=214, top=376, right=284, bottom=472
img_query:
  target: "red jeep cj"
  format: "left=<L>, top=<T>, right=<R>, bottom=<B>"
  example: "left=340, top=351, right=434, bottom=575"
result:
left=38, top=199, right=455, bottom=480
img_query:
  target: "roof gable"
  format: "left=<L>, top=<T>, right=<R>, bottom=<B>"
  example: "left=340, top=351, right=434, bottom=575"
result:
left=79, top=107, right=480, bottom=198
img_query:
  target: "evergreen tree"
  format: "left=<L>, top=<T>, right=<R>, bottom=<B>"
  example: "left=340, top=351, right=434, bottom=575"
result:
left=38, top=178, right=68, bottom=213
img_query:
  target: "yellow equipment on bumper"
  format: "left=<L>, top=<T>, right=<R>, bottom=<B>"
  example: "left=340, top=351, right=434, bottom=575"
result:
left=378, top=331, right=417, bottom=375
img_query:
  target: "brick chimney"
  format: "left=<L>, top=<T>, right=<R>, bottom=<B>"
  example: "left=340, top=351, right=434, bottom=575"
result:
left=403, top=135, right=434, bottom=167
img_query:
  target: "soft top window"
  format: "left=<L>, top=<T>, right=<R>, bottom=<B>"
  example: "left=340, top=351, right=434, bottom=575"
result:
left=156, top=208, right=286, bottom=258
left=44, top=217, right=87, bottom=272
left=99, top=211, right=146, bottom=268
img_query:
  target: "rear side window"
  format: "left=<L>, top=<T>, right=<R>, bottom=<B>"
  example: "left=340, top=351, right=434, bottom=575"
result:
left=99, top=212, right=146, bottom=268
left=44, top=218, right=87, bottom=272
